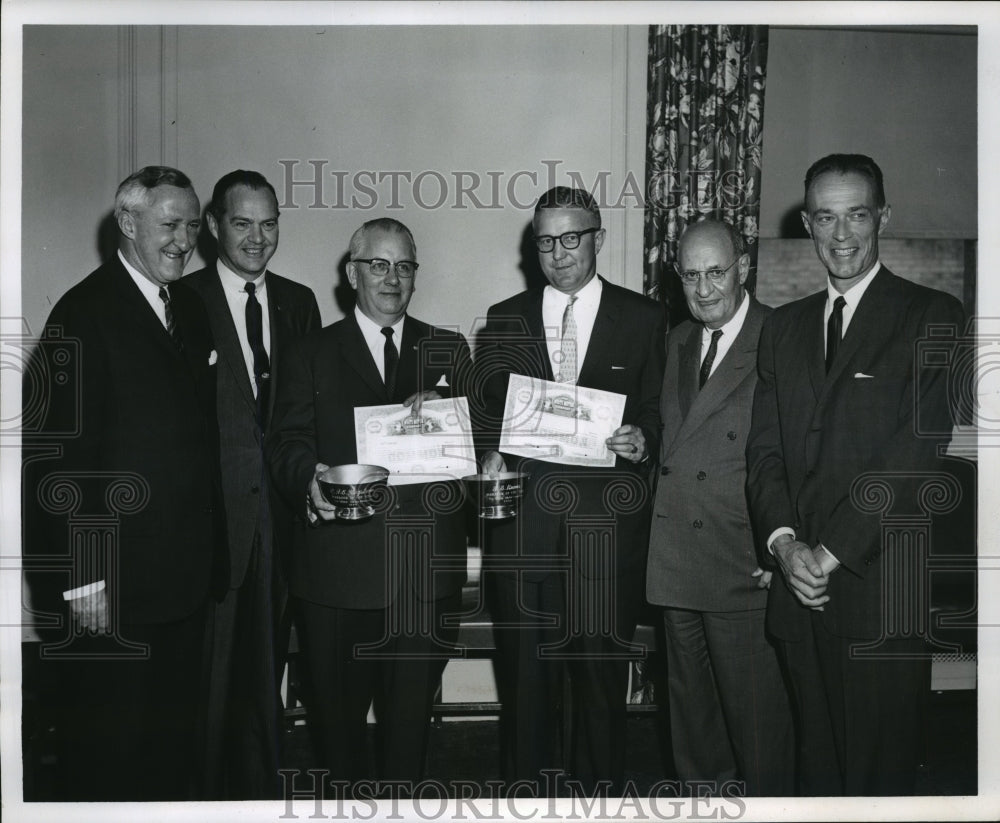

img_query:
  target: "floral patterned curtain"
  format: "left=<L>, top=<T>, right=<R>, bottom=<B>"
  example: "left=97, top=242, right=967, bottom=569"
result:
left=643, top=25, right=768, bottom=328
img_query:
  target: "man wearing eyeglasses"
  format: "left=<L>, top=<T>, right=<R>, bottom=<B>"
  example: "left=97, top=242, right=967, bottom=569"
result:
left=473, top=186, right=665, bottom=795
left=645, top=219, right=792, bottom=797
left=267, top=217, right=472, bottom=790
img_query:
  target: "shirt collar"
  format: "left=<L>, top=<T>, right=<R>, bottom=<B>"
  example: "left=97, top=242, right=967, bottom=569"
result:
left=118, top=249, right=165, bottom=305
left=827, top=261, right=881, bottom=309
left=217, top=258, right=266, bottom=293
left=544, top=272, right=603, bottom=306
left=355, top=306, right=405, bottom=337
left=704, top=290, right=750, bottom=340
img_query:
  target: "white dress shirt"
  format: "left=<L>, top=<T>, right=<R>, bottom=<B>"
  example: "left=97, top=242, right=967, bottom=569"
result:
left=542, top=274, right=603, bottom=384
left=217, top=260, right=270, bottom=397
left=700, top=291, right=750, bottom=379
left=355, top=307, right=405, bottom=382
left=119, top=250, right=170, bottom=330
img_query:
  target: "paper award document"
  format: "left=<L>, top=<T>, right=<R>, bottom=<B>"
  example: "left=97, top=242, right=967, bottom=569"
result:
left=354, top=397, right=477, bottom=486
left=498, top=374, right=626, bottom=467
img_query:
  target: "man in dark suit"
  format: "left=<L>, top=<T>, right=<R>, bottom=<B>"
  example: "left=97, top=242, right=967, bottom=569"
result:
left=473, top=186, right=665, bottom=795
left=746, top=154, right=965, bottom=795
left=25, top=166, right=226, bottom=800
left=646, top=219, right=792, bottom=796
left=185, top=170, right=320, bottom=798
left=267, top=217, right=472, bottom=791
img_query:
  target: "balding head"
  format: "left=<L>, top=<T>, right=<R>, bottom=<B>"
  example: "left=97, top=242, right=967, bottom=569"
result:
left=676, top=219, right=749, bottom=329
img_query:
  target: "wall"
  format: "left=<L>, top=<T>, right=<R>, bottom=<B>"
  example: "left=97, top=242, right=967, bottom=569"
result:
left=759, top=27, right=977, bottom=239
left=20, top=25, right=650, bottom=342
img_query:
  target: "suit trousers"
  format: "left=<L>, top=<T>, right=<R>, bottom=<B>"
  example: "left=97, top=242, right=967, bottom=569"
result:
left=54, top=604, right=207, bottom=800
left=662, top=607, right=794, bottom=797
left=781, top=610, right=930, bottom=795
left=201, top=531, right=281, bottom=799
left=295, top=589, right=461, bottom=790
left=489, top=570, right=643, bottom=796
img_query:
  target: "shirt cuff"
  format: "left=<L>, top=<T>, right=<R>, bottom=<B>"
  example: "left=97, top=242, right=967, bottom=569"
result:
left=817, top=543, right=840, bottom=565
left=63, top=580, right=106, bottom=601
left=766, top=527, right=796, bottom=555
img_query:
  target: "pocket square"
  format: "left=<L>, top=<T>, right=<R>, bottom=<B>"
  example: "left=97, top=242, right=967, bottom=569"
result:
left=611, top=365, right=626, bottom=371
left=208, top=350, right=218, bottom=366
left=436, top=374, right=449, bottom=387
left=854, top=372, right=874, bottom=379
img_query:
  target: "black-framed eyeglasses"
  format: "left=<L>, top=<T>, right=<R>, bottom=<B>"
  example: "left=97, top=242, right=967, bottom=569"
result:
left=534, top=227, right=600, bottom=253
left=674, top=256, right=740, bottom=285
left=354, top=258, right=419, bottom=279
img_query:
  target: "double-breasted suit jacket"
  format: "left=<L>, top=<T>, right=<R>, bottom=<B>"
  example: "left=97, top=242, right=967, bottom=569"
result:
left=747, top=267, right=965, bottom=641
left=647, top=297, right=772, bottom=611
left=267, top=312, right=473, bottom=609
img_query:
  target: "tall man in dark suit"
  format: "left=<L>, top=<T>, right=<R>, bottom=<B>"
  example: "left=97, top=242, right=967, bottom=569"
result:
left=646, top=219, right=792, bottom=796
left=474, top=186, right=665, bottom=795
left=746, top=154, right=965, bottom=795
left=25, top=166, right=226, bottom=800
left=267, top=217, right=472, bottom=790
left=185, top=170, right=320, bottom=798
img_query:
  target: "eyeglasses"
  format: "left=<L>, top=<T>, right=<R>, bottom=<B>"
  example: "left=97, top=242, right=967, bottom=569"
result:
left=534, top=227, right=600, bottom=253
left=674, top=256, right=740, bottom=285
left=354, top=258, right=419, bottom=279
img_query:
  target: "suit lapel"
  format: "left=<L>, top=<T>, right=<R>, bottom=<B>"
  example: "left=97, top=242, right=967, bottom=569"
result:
left=524, top=293, right=554, bottom=382
left=266, top=271, right=291, bottom=421
left=395, top=317, right=424, bottom=401
left=669, top=300, right=765, bottom=454
left=340, top=312, right=390, bottom=401
left=676, top=323, right=701, bottom=424
left=799, top=291, right=827, bottom=400
left=576, top=276, right=620, bottom=387
left=203, top=269, right=257, bottom=412
left=109, top=257, right=187, bottom=362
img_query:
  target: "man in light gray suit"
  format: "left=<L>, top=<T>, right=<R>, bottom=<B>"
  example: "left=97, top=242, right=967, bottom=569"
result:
left=186, top=170, right=320, bottom=798
left=646, top=219, right=793, bottom=796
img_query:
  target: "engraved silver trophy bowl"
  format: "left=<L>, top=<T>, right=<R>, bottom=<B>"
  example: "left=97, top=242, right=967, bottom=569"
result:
left=318, top=464, right=390, bottom=521
left=462, top=472, right=528, bottom=520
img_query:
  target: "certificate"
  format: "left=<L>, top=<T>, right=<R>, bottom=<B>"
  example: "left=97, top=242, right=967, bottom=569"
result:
left=498, top=374, right=626, bottom=467
left=354, top=397, right=477, bottom=486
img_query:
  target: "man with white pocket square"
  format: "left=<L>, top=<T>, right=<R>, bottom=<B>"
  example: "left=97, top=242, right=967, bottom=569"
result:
left=746, top=154, right=965, bottom=795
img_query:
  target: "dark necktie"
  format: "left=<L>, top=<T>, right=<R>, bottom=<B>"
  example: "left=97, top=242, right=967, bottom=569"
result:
left=699, top=329, right=723, bottom=389
left=826, top=295, right=847, bottom=373
left=382, top=326, right=398, bottom=398
left=245, top=282, right=270, bottom=426
left=158, top=286, right=183, bottom=351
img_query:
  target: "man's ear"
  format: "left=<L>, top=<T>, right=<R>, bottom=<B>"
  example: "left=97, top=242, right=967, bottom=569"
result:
left=206, top=211, right=220, bottom=242
left=346, top=262, right=359, bottom=290
left=737, top=253, right=751, bottom=286
left=593, top=227, right=606, bottom=255
left=877, top=204, right=891, bottom=234
left=117, top=209, right=136, bottom=239
left=800, top=210, right=813, bottom=238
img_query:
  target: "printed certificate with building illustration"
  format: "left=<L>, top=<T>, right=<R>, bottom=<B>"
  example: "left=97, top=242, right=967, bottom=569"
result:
left=498, top=374, right=626, bottom=467
left=355, top=397, right=477, bottom=485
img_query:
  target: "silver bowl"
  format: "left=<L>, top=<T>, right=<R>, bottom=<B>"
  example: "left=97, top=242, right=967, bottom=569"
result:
left=462, top=472, right=528, bottom=519
left=318, top=464, right=390, bottom=520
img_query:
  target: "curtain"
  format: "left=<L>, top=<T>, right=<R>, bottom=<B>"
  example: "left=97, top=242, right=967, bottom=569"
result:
left=643, top=25, right=768, bottom=328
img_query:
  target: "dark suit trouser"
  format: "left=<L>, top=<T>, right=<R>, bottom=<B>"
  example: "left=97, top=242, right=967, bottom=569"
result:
left=295, top=589, right=461, bottom=789
left=780, top=610, right=930, bottom=796
left=662, top=607, right=794, bottom=797
left=55, top=605, right=206, bottom=801
left=489, top=570, right=643, bottom=796
left=202, top=532, right=281, bottom=799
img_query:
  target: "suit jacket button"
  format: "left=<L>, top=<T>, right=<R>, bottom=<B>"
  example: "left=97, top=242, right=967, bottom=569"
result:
left=727, top=431, right=737, bottom=440
left=697, top=471, right=707, bottom=480
left=693, top=519, right=703, bottom=529
left=660, top=466, right=670, bottom=476
left=250, top=485, right=260, bottom=494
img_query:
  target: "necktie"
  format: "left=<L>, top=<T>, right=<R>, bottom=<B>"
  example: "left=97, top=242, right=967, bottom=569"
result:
left=558, top=296, right=578, bottom=384
left=158, top=286, right=183, bottom=351
left=382, top=326, right=399, bottom=398
left=826, top=295, right=847, bottom=373
left=699, top=329, right=723, bottom=389
left=245, top=282, right=271, bottom=426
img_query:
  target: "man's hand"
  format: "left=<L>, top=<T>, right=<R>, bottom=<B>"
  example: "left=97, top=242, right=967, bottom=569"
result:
left=69, top=588, right=109, bottom=634
left=751, top=567, right=773, bottom=590
left=605, top=424, right=647, bottom=463
left=307, top=462, right=339, bottom=523
left=772, top=534, right=830, bottom=608
left=481, top=450, right=507, bottom=477
left=403, top=390, right=441, bottom=417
